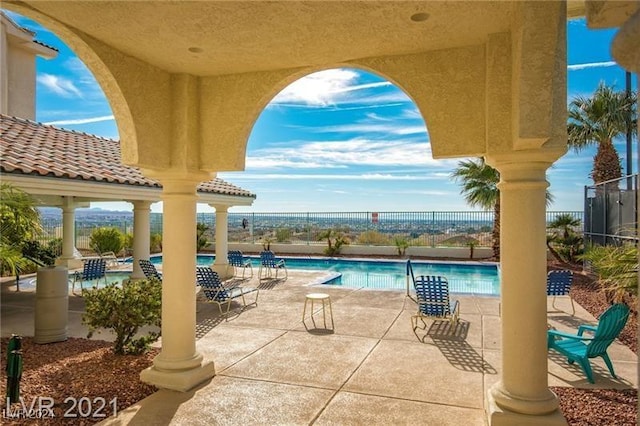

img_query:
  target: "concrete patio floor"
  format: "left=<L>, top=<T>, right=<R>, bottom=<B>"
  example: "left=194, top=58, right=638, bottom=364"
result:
left=1, top=269, right=637, bottom=425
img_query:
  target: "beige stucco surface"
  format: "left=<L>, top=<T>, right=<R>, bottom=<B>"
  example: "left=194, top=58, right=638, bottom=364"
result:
left=4, top=1, right=568, bottom=170
left=3, top=1, right=637, bottom=424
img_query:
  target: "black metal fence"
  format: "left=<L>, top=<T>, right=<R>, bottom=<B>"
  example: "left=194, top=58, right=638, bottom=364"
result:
left=37, top=210, right=584, bottom=252
left=584, top=175, right=638, bottom=246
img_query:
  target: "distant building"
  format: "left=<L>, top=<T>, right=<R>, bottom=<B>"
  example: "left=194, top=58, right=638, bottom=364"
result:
left=0, top=10, right=57, bottom=119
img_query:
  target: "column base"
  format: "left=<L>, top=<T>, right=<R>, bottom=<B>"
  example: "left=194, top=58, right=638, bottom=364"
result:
left=55, top=257, right=82, bottom=270
left=487, top=388, right=567, bottom=426
left=140, top=359, right=215, bottom=392
left=211, top=263, right=232, bottom=280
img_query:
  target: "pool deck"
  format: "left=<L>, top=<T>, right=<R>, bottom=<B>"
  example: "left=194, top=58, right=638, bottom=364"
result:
left=1, top=269, right=637, bottom=425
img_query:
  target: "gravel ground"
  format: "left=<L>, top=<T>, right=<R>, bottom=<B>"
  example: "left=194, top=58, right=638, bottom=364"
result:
left=0, top=338, right=158, bottom=425
left=0, top=262, right=636, bottom=425
left=550, top=261, right=638, bottom=426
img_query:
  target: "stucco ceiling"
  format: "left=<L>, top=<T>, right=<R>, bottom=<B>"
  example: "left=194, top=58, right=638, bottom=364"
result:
left=17, top=1, right=514, bottom=76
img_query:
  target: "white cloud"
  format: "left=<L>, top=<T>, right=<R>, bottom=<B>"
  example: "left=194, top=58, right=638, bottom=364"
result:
left=331, top=81, right=392, bottom=94
left=567, top=61, right=617, bottom=71
left=246, top=138, right=435, bottom=169
left=311, top=123, right=427, bottom=136
left=272, top=69, right=360, bottom=106
left=44, top=115, right=115, bottom=126
left=270, top=69, right=407, bottom=108
left=37, top=73, right=82, bottom=98
left=400, top=108, right=423, bottom=119
left=220, top=173, right=451, bottom=181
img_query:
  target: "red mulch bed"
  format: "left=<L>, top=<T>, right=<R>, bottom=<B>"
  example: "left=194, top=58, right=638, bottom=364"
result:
left=0, top=338, right=158, bottom=424
left=548, top=261, right=638, bottom=425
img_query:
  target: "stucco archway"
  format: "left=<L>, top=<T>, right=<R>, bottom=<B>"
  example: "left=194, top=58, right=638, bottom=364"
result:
left=2, top=2, right=579, bottom=424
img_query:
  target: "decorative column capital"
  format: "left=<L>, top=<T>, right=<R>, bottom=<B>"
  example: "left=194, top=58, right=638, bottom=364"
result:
left=209, top=204, right=229, bottom=212
left=141, top=168, right=213, bottom=195
left=485, top=148, right=565, bottom=171
left=612, top=9, right=640, bottom=73
left=130, top=200, right=153, bottom=210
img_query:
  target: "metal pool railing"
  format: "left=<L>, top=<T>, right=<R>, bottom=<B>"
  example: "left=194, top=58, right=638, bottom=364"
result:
left=36, top=210, right=583, bottom=252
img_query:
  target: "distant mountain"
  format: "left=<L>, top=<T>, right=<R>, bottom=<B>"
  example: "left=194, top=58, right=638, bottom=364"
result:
left=38, top=207, right=132, bottom=218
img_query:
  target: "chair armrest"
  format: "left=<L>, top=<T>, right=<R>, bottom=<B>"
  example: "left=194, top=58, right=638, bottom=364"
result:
left=276, top=260, right=286, bottom=267
left=548, top=329, right=593, bottom=341
left=451, top=299, right=460, bottom=315
left=577, top=324, right=597, bottom=336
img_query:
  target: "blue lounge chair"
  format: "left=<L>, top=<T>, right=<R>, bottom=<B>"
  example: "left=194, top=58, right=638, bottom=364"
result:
left=258, top=250, right=287, bottom=280
left=72, top=258, right=107, bottom=294
left=228, top=250, right=253, bottom=279
left=411, top=275, right=460, bottom=331
left=547, top=270, right=575, bottom=315
left=547, top=303, right=630, bottom=383
left=139, top=259, right=162, bottom=281
left=196, top=267, right=259, bottom=315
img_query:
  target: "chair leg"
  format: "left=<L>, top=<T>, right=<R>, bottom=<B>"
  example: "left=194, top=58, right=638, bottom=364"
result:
left=601, top=353, right=617, bottom=379
left=302, top=298, right=308, bottom=322
left=577, top=357, right=595, bottom=383
left=569, top=296, right=575, bottom=316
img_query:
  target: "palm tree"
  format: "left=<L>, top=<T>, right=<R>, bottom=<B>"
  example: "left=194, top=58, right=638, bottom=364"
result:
left=548, top=213, right=581, bottom=240
left=568, top=82, right=637, bottom=186
left=451, top=159, right=500, bottom=259
left=452, top=159, right=554, bottom=260
left=0, top=183, right=42, bottom=288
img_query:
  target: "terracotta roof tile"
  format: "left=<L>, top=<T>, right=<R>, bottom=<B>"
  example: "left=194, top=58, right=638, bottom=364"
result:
left=0, top=114, right=255, bottom=199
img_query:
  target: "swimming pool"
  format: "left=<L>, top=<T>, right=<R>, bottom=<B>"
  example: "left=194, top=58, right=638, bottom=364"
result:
left=17, top=255, right=499, bottom=295
left=146, top=254, right=500, bottom=295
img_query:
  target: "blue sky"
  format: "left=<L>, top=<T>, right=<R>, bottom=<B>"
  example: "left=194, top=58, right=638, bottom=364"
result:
left=5, top=11, right=638, bottom=213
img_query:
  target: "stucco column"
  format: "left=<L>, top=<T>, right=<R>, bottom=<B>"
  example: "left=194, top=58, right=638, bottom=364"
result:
left=130, top=200, right=152, bottom=280
left=140, top=176, right=215, bottom=391
left=55, top=196, right=81, bottom=269
left=210, top=204, right=230, bottom=278
left=486, top=158, right=564, bottom=425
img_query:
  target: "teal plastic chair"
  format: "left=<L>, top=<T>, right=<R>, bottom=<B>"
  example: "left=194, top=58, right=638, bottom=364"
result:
left=547, top=303, right=630, bottom=383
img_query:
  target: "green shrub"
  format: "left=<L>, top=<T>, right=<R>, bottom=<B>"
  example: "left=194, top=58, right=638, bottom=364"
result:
left=150, top=233, right=162, bottom=253
left=580, top=244, right=638, bottom=301
left=196, top=223, right=210, bottom=252
left=89, top=227, right=124, bottom=255
left=357, top=230, right=390, bottom=245
left=275, top=228, right=292, bottom=243
left=393, top=236, right=409, bottom=256
left=82, top=279, right=162, bottom=354
left=22, top=240, right=56, bottom=266
left=319, top=229, right=349, bottom=256
left=123, top=233, right=134, bottom=253
left=46, top=237, right=63, bottom=256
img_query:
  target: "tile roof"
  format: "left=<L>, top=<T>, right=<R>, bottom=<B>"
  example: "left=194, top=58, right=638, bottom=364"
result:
left=0, top=114, right=255, bottom=199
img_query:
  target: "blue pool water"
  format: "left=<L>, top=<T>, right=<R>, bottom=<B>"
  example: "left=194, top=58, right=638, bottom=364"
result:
left=17, top=256, right=499, bottom=294
left=146, top=254, right=500, bottom=295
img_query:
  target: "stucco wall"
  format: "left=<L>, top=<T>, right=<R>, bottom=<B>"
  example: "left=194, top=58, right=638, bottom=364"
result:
left=7, top=44, right=36, bottom=119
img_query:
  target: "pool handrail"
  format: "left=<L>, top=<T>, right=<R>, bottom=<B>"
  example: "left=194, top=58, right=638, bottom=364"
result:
left=406, top=259, right=417, bottom=302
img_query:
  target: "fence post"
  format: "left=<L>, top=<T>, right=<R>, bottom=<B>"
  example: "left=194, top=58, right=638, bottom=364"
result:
left=431, top=211, right=436, bottom=247
left=251, top=213, right=255, bottom=244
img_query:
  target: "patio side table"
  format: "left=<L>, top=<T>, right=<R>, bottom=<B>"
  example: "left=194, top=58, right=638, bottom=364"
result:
left=302, top=293, right=334, bottom=330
